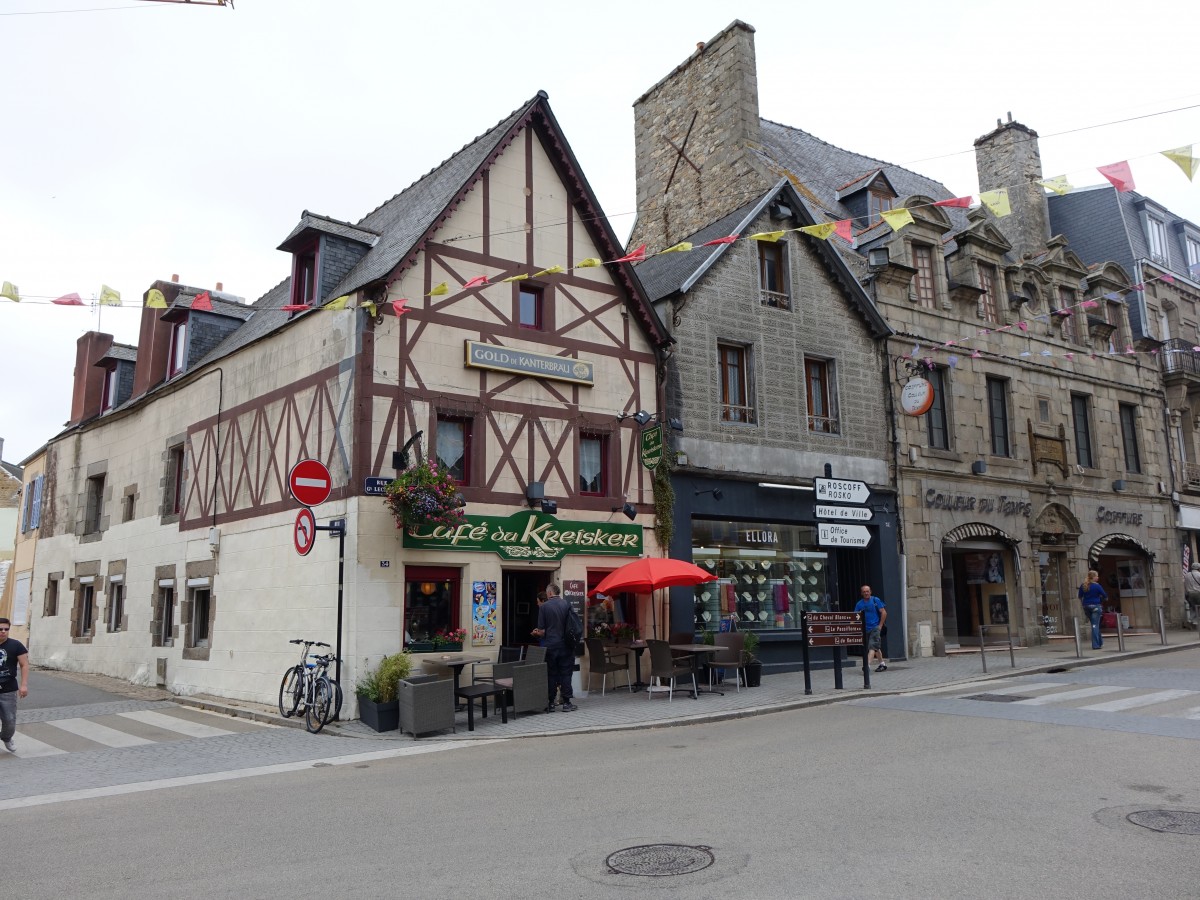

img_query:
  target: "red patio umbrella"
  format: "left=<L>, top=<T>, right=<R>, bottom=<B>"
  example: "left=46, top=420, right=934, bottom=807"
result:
left=589, top=558, right=717, bottom=639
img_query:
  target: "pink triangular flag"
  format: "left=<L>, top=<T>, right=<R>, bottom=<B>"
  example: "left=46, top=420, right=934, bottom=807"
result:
left=192, top=291, right=213, bottom=311
left=933, top=196, right=972, bottom=208
left=1125, top=346, right=1136, bottom=355
left=281, top=304, right=310, bottom=312
left=392, top=299, right=410, bottom=316
left=971, top=350, right=981, bottom=359
left=52, top=292, right=84, bottom=306
left=1098, top=161, right=1135, bottom=192
left=462, top=276, right=489, bottom=289
left=1161, top=273, right=1175, bottom=284
left=613, top=244, right=647, bottom=264
left=701, top=235, right=740, bottom=246
left=833, top=220, right=853, bottom=242
left=1065, top=353, right=1074, bottom=361
left=1017, top=321, right=1028, bottom=332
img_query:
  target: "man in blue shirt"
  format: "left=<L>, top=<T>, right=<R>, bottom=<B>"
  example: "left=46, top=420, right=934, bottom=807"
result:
left=853, top=585, right=888, bottom=672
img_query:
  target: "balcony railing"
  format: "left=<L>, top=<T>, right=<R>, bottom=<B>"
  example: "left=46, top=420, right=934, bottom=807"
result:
left=1186, top=463, right=1200, bottom=488
left=760, top=290, right=792, bottom=310
left=808, top=415, right=840, bottom=434
left=1161, top=338, right=1200, bottom=376
left=721, top=404, right=757, bottom=425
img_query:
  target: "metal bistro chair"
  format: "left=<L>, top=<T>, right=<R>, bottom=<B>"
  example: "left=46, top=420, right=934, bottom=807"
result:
left=707, top=632, right=746, bottom=693
left=647, top=639, right=697, bottom=702
left=584, top=638, right=632, bottom=696
left=473, top=645, right=524, bottom=685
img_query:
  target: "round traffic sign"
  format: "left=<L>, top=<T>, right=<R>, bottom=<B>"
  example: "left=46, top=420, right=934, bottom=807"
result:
left=288, top=458, right=332, bottom=507
left=294, top=507, right=317, bottom=556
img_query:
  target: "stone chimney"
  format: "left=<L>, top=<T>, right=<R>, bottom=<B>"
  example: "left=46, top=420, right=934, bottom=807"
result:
left=69, top=331, right=115, bottom=426
left=132, top=279, right=186, bottom=398
left=974, top=115, right=1051, bottom=259
left=630, top=20, right=767, bottom=250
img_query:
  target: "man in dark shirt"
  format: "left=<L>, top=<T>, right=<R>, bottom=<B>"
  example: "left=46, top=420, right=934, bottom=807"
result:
left=531, top=584, right=576, bottom=712
left=0, top=617, right=30, bottom=752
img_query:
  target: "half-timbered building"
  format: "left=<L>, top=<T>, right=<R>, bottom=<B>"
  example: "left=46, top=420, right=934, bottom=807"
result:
left=26, top=92, right=671, bottom=708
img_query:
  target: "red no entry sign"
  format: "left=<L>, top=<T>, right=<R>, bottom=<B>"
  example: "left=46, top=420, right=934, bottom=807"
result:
left=288, top=459, right=332, bottom=507
left=294, top=507, right=317, bottom=556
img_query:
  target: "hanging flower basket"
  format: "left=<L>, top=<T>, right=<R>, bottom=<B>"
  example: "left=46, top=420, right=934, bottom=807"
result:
left=384, top=461, right=466, bottom=529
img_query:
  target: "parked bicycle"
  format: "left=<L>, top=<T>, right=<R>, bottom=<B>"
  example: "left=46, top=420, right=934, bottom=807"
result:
left=278, top=639, right=341, bottom=733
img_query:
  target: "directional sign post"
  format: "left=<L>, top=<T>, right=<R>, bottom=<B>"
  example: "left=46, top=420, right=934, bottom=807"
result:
left=802, top=611, right=869, bottom=693
left=289, top=459, right=332, bottom=507
left=815, top=504, right=873, bottom=522
left=818, top=522, right=872, bottom=548
left=814, top=477, right=870, bottom=504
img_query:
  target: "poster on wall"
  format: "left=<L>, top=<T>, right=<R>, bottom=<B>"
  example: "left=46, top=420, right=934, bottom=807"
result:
left=471, top=581, right=497, bottom=645
left=989, top=594, right=1009, bottom=625
left=1116, top=561, right=1147, bottom=598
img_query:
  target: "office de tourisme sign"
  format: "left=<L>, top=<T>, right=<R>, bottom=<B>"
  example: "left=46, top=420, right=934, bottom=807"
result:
left=402, top=510, right=643, bottom=560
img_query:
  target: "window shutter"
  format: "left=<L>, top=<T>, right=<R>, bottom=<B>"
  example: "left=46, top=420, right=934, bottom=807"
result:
left=19, top=484, right=30, bottom=533
left=30, top=475, right=43, bottom=529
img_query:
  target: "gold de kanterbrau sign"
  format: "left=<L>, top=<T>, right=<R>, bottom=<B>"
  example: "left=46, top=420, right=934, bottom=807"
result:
left=464, top=341, right=594, bottom=386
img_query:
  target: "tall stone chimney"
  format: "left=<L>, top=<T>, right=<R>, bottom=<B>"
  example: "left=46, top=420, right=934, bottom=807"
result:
left=630, top=20, right=767, bottom=250
left=69, top=331, right=115, bottom=426
left=974, top=116, right=1051, bottom=259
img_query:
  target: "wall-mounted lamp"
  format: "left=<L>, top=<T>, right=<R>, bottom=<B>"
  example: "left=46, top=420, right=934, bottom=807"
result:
left=392, top=430, right=425, bottom=470
left=525, top=481, right=545, bottom=507
left=616, top=410, right=684, bottom=432
left=695, top=488, right=723, bottom=501
left=971, top=460, right=988, bottom=476
left=1112, top=479, right=1127, bottom=492
left=867, top=247, right=890, bottom=271
left=540, top=499, right=558, bottom=515
left=611, top=502, right=637, bottom=521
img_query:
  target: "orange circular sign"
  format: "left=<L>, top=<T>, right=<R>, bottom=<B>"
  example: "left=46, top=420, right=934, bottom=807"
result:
left=900, top=377, right=935, bottom=416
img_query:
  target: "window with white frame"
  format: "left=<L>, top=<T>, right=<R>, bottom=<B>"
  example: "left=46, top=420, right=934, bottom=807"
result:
left=168, top=320, right=187, bottom=378
left=1146, top=216, right=1168, bottom=263
left=74, top=578, right=95, bottom=638
left=579, top=433, right=607, bottom=496
left=189, top=582, right=212, bottom=649
left=101, top=366, right=120, bottom=412
left=107, top=578, right=125, bottom=632
left=436, top=414, right=471, bottom=485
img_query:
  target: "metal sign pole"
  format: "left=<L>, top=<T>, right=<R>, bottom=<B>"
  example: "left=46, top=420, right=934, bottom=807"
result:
left=801, top=612, right=812, bottom=695
left=862, top=620, right=871, bottom=690
left=314, top=518, right=347, bottom=695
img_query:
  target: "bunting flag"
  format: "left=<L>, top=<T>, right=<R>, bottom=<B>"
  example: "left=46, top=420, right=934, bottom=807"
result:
left=191, top=291, right=213, bottom=312
left=427, top=282, right=449, bottom=296
left=145, top=289, right=167, bottom=309
left=1098, top=161, right=1135, bottom=192
left=324, top=295, right=350, bottom=310
left=363, top=302, right=378, bottom=318
left=1161, top=274, right=1176, bottom=284
left=659, top=242, right=693, bottom=254
left=833, top=220, right=853, bottom=242
left=1039, top=175, right=1073, bottom=196
left=533, top=265, right=564, bottom=277
left=392, top=299, right=410, bottom=316
left=979, top=189, right=1012, bottom=218
left=281, top=304, right=310, bottom=312
left=749, top=230, right=786, bottom=242
left=575, top=258, right=602, bottom=268
left=1, top=282, right=20, bottom=302
left=880, top=208, right=914, bottom=233
left=99, top=284, right=121, bottom=306
left=1162, top=146, right=1198, bottom=181
left=798, top=223, right=837, bottom=239
left=501, top=273, right=529, bottom=283
left=612, top=244, right=647, bottom=263
left=1080, top=299, right=1098, bottom=309
left=933, top=196, right=972, bottom=209
left=462, top=275, right=489, bottom=289
left=53, top=292, right=84, bottom=306
left=701, top=235, right=739, bottom=246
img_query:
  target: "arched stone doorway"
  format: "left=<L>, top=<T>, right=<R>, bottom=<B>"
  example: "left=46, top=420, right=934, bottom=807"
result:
left=1029, top=502, right=1081, bottom=639
left=1089, top=533, right=1156, bottom=630
left=939, top=523, right=1023, bottom=647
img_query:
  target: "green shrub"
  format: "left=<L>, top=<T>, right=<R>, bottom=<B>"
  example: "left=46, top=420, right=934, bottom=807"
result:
left=742, top=630, right=760, bottom=661
left=356, top=652, right=413, bottom=703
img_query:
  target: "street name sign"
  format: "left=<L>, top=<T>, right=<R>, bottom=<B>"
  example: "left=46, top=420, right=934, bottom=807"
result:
left=815, top=504, right=873, bottom=522
left=814, top=477, right=870, bottom=504
left=364, top=476, right=393, bottom=496
left=818, top=522, right=871, bottom=547
left=289, top=459, right=332, bottom=507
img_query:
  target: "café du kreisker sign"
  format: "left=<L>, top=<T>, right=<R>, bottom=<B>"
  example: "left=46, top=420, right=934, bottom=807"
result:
left=403, top=509, right=642, bottom=560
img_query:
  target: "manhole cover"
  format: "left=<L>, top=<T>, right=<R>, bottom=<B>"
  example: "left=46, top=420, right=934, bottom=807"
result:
left=1127, top=810, right=1200, bottom=835
left=606, top=844, right=715, bottom=876
left=965, top=693, right=1028, bottom=703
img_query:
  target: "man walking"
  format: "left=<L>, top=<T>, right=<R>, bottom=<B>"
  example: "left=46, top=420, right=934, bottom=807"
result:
left=531, top=584, right=577, bottom=712
left=0, top=618, right=30, bottom=752
left=854, top=585, right=888, bottom=672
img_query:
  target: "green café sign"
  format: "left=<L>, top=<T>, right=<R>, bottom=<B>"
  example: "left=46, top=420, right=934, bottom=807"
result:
left=641, top=424, right=663, bottom=469
left=403, top=509, right=643, bottom=560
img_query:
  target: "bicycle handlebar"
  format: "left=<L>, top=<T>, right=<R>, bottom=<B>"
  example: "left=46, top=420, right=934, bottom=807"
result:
left=289, top=639, right=331, bottom=647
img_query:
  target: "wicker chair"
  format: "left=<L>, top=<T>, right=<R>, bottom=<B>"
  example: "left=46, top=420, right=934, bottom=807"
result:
left=707, top=632, right=747, bottom=692
left=398, top=675, right=456, bottom=737
left=524, top=645, right=547, bottom=665
left=647, top=639, right=697, bottom=701
left=584, top=638, right=631, bottom=695
left=473, top=645, right=524, bottom=685
left=492, top=659, right=547, bottom=716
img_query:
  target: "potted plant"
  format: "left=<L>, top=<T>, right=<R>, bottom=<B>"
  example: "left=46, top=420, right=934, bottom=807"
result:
left=355, top=652, right=412, bottom=732
left=610, top=622, right=640, bottom=643
left=431, top=627, right=466, bottom=652
left=383, top=460, right=466, bottom=529
left=742, top=630, right=763, bottom=687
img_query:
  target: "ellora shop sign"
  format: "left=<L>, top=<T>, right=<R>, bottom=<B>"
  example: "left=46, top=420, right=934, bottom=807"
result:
left=403, top=509, right=643, bottom=560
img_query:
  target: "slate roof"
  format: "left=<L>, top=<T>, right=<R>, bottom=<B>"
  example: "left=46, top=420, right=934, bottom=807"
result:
left=277, top=211, right=379, bottom=253
left=98, top=343, right=137, bottom=365
left=634, top=179, right=890, bottom=337
left=0, top=460, right=22, bottom=482
left=170, top=289, right=255, bottom=320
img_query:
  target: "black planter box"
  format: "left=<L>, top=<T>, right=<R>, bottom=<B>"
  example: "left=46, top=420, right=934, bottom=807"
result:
left=357, top=695, right=400, bottom=732
left=744, top=661, right=763, bottom=687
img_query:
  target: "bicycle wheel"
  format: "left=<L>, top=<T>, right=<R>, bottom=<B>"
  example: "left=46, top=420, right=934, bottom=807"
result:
left=330, top=677, right=343, bottom=721
left=305, top=677, right=333, bottom=733
left=278, top=668, right=303, bottom=719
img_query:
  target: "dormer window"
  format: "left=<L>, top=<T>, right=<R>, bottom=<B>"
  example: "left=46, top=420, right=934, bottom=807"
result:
left=101, top=366, right=120, bottom=412
left=169, top=319, right=187, bottom=378
left=1146, top=216, right=1168, bottom=263
left=293, top=244, right=317, bottom=307
left=868, top=190, right=893, bottom=223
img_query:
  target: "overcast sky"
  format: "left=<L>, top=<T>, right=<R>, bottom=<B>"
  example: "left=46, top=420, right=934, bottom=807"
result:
left=2, top=0, right=1197, bottom=464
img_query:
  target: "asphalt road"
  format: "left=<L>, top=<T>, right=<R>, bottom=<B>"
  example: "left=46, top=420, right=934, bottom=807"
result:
left=6, top=652, right=1198, bottom=899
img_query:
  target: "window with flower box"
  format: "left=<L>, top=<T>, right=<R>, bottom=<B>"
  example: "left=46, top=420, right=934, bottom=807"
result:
left=436, top=414, right=472, bottom=485
left=404, top=567, right=460, bottom=647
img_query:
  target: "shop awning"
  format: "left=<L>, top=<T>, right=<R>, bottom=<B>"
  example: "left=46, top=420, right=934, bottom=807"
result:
left=1089, top=532, right=1155, bottom=562
left=941, top=523, right=1023, bottom=546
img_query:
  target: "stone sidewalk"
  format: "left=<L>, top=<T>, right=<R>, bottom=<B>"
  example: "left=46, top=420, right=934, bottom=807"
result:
left=169, top=628, right=1200, bottom=742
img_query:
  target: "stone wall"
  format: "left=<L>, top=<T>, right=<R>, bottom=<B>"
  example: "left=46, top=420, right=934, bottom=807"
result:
left=974, top=118, right=1052, bottom=260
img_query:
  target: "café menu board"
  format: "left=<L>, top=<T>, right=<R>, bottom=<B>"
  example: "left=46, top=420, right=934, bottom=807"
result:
left=562, top=579, right=586, bottom=620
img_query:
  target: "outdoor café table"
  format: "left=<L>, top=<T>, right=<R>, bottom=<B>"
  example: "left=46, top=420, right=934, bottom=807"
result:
left=668, top=644, right=723, bottom=697
left=624, top=641, right=649, bottom=691
left=421, top=654, right=487, bottom=708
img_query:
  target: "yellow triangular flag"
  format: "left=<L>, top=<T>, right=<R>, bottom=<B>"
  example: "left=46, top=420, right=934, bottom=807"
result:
left=325, top=295, right=350, bottom=310
left=575, top=257, right=601, bottom=268
left=1162, top=145, right=1199, bottom=181
left=979, top=189, right=1011, bottom=218
left=879, top=208, right=914, bottom=233
left=532, top=265, right=564, bottom=277
left=501, top=273, right=530, bottom=283
left=1038, top=175, right=1073, bottom=196
left=362, top=302, right=378, bottom=318
left=0, top=281, right=19, bottom=302
left=427, top=282, right=449, bottom=297
left=749, top=230, right=786, bottom=242
left=99, top=284, right=122, bottom=306
left=797, top=223, right=836, bottom=240
left=145, top=288, right=167, bottom=308
left=659, top=242, right=693, bottom=254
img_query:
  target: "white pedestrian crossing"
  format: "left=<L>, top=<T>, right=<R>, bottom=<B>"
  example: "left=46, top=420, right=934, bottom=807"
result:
left=4, top=735, right=68, bottom=759
left=51, top=717, right=155, bottom=748
left=1012, top=685, right=1128, bottom=706
left=116, top=709, right=238, bottom=739
left=1078, top=689, right=1197, bottom=712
